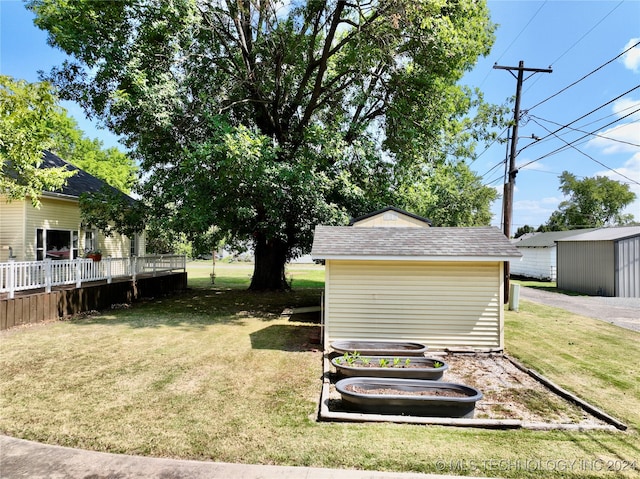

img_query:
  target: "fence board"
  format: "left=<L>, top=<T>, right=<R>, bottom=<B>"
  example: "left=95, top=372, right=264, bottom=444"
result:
left=0, top=300, right=6, bottom=330
left=0, top=273, right=187, bottom=330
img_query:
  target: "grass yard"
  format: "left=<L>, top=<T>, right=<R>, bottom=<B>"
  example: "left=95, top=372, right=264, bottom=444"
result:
left=1, top=262, right=639, bottom=478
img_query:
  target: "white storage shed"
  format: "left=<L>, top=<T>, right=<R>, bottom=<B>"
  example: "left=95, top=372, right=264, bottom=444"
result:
left=311, top=223, right=521, bottom=351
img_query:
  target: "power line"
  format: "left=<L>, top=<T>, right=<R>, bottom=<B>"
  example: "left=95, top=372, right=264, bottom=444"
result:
left=519, top=83, right=640, bottom=154
left=529, top=114, right=640, bottom=149
left=520, top=106, right=640, bottom=168
left=476, top=1, right=548, bottom=88
left=528, top=117, right=640, bottom=186
left=549, top=1, right=624, bottom=66
left=528, top=39, right=640, bottom=112
left=523, top=3, right=630, bottom=98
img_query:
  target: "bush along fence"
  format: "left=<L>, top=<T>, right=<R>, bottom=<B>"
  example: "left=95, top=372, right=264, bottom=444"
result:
left=0, top=255, right=186, bottom=299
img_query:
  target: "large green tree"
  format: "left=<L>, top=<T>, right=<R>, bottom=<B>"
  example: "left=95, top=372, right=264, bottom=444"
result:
left=0, top=75, right=74, bottom=206
left=544, top=171, right=636, bottom=230
left=49, top=113, right=137, bottom=193
left=29, top=0, right=496, bottom=290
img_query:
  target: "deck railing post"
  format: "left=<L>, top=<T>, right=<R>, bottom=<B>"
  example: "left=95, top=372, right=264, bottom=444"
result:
left=44, top=258, right=52, bottom=293
left=132, top=256, right=137, bottom=281
left=7, top=259, right=15, bottom=299
left=106, top=256, right=112, bottom=284
left=75, top=258, right=82, bottom=288
left=153, top=256, right=158, bottom=277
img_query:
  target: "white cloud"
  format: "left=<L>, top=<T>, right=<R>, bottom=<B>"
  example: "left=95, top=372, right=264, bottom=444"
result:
left=513, top=197, right=562, bottom=227
left=517, top=160, right=548, bottom=172
left=612, top=97, right=640, bottom=120
left=595, top=153, right=640, bottom=219
left=622, top=38, right=640, bottom=73
left=586, top=96, right=640, bottom=154
left=587, top=122, right=640, bottom=154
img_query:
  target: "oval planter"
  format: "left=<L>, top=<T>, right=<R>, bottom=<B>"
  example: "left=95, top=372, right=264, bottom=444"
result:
left=331, top=340, right=428, bottom=357
left=335, top=377, right=483, bottom=418
left=332, top=356, right=448, bottom=380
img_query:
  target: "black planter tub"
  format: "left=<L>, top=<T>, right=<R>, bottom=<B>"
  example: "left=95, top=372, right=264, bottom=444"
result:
left=331, top=340, right=428, bottom=357
left=335, top=377, right=483, bottom=418
left=332, top=356, right=448, bottom=380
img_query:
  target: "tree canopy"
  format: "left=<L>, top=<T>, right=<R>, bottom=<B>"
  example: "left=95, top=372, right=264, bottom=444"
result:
left=544, top=171, right=636, bottom=230
left=0, top=75, right=74, bottom=207
left=29, top=0, right=498, bottom=289
left=1, top=74, right=137, bottom=210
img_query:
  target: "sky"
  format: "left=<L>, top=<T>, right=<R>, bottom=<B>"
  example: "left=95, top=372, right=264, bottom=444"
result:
left=1, top=0, right=639, bottom=231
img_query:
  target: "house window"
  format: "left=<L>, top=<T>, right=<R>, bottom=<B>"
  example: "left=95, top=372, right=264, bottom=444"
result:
left=84, top=230, right=97, bottom=254
left=36, top=229, right=79, bottom=260
left=130, top=233, right=137, bottom=257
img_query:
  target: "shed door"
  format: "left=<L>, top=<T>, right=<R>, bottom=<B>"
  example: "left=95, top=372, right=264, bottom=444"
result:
left=325, top=260, right=503, bottom=350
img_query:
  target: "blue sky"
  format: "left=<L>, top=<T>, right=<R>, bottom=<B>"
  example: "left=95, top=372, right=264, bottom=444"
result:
left=1, top=0, right=639, bottom=230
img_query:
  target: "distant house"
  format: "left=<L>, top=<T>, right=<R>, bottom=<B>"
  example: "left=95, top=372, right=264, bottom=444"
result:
left=556, top=226, right=640, bottom=298
left=311, top=208, right=521, bottom=351
left=0, top=150, right=145, bottom=262
left=510, top=229, right=597, bottom=281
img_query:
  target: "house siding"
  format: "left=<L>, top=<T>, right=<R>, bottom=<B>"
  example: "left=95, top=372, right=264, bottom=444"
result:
left=324, top=260, right=503, bottom=350
left=0, top=199, right=26, bottom=261
left=510, top=247, right=556, bottom=281
left=25, top=197, right=81, bottom=260
left=557, top=241, right=615, bottom=296
left=2, top=196, right=134, bottom=260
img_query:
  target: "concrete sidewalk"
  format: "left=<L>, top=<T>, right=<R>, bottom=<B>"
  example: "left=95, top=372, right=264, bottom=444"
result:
left=0, top=435, right=491, bottom=479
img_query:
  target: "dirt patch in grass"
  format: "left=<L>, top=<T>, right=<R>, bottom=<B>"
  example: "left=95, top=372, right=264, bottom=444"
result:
left=328, top=353, right=609, bottom=427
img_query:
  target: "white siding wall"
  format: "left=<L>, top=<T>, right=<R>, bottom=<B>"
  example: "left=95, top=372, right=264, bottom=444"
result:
left=511, top=247, right=556, bottom=280
left=353, top=212, right=429, bottom=228
left=325, top=260, right=504, bottom=350
left=0, top=198, right=26, bottom=261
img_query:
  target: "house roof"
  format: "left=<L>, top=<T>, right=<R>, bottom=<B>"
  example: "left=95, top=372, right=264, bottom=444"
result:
left=555, top=226, right=640, bottom=242
left=311, top=225, right=522, bottom=261
left=349, top=206, right=432, bottom=226
left=40, top=150, right=134, bottom=202
left=512, top=228, right=598, bottom=248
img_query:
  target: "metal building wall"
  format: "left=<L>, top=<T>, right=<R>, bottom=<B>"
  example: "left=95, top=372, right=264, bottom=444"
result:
left=557, top=241, right=615, bottom=296
left=615, top=236, right=640, bottom=298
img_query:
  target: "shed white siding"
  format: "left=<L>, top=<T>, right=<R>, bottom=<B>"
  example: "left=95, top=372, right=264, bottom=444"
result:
left=510, top=247, right=556, bottom=281
left=325, top=260, right=504, bottom=350
left=353, top=212, right=429, bottom=228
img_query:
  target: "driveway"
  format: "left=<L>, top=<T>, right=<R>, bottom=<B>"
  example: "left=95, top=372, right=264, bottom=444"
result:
left=519, top=286, right=640, bottom=332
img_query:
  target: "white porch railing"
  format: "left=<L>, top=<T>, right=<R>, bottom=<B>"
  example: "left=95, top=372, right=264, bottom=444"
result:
left=0, top=255, right=186, bottom=299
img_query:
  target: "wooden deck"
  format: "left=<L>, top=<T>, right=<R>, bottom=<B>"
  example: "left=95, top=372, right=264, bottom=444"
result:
left=0, top=272, right=187, bottom=330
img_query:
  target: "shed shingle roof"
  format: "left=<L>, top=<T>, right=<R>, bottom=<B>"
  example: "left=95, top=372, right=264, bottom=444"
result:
left=512, top=229, right=598, bottom=248
left=311, top=226, right=522, bottom=261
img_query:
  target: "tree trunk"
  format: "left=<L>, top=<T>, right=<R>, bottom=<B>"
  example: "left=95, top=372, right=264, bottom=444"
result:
left=249, top=234, right=289, bottom=291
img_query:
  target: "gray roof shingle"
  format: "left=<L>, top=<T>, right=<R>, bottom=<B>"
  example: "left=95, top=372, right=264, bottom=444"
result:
left=41, top=150, right=134, bottom=203
left=512, top=229, right=598, bottom=248
left=311, top=226, right=522, bottom=260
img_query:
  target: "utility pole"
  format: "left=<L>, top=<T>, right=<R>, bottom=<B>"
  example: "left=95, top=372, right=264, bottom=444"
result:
left=494, top=61, right=552, bottom=302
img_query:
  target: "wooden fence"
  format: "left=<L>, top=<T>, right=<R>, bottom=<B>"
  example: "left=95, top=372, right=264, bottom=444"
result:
left=0, top=272, right=187, bottom=330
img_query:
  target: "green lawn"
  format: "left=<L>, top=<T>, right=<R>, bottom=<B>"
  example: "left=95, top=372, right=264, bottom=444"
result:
left=0, top=263, right=638, bottom=478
